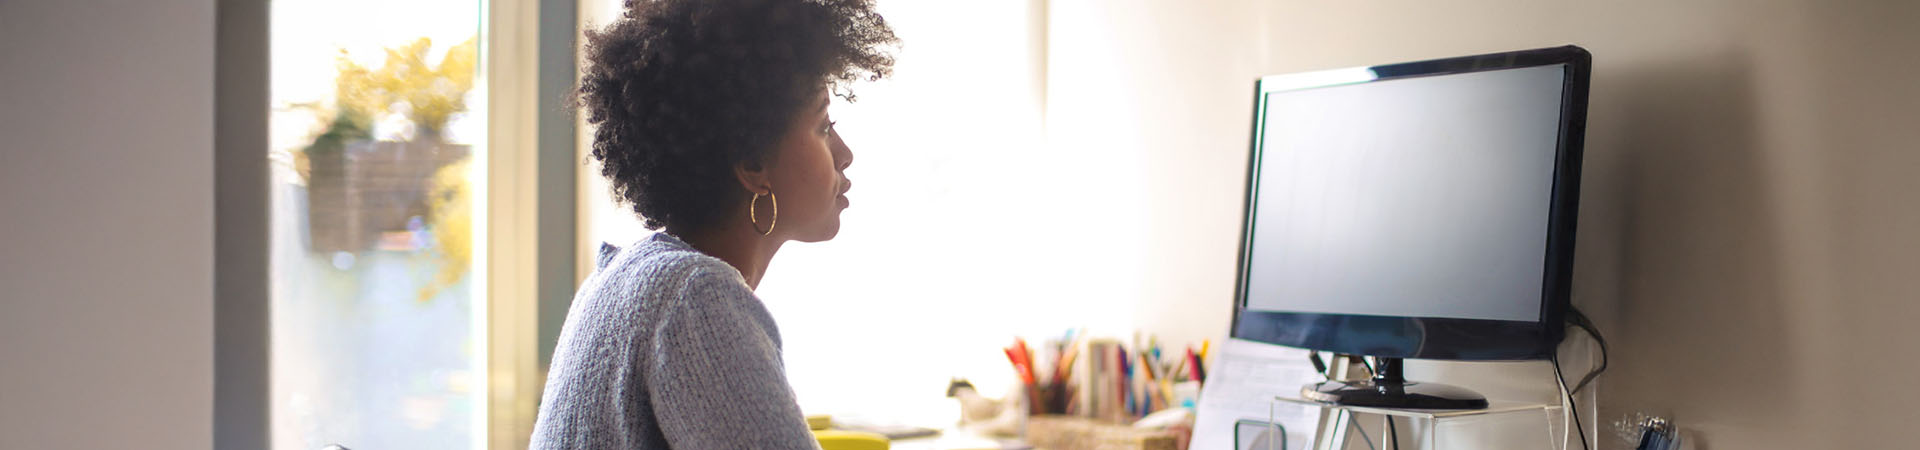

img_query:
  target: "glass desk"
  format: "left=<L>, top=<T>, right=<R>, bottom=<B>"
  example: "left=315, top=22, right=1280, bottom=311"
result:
left=1268, top=396, right=1568, bottom=450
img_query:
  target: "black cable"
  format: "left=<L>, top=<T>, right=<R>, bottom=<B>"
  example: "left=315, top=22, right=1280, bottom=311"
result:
left=1308, top=351, right=1328, bottom=376
left=1386, top=417, right=1398, bottom=450
left=1567, top=307, right=1609, bottom=395
left=1552, top=353, right=1591, bottom=450
left=1346, top=415, right=1379, bottom=450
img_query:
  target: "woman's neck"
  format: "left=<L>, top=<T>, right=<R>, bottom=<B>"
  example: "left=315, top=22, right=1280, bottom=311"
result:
left=672, top=221, right=783, bottom=290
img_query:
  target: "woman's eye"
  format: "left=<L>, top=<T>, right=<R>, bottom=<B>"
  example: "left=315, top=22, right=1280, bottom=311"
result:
left=821, top=121, right=836, bottom=135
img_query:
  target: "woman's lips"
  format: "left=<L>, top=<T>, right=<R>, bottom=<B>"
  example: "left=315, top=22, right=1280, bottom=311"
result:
left=838, top=178, right=851, bottom=207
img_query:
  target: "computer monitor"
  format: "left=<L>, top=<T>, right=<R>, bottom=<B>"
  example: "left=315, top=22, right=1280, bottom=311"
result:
left=1229, top=46, right=1590, bottom=409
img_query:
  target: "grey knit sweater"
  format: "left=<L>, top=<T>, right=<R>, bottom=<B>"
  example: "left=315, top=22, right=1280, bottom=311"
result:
left=530, top=233, right=819, bottom=449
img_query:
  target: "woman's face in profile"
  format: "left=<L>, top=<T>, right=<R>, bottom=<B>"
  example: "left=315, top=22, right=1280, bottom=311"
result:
left=763, top=90, right=853, bottom=243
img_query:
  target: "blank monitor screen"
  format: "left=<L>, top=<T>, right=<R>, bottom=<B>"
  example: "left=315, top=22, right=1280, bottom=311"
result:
left=1243, top=64, right=1566, bottom=323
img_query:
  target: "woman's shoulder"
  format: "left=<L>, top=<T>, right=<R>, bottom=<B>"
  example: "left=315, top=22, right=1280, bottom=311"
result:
left=590, top=233, right=748, bottom=302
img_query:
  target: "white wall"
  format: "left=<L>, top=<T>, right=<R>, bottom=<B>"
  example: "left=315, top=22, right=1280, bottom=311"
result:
left=0, top=1, right=216, bottom=449
left=1048, top=0, right=1920, bottom=448
left=564, top=0, right=1919, bottom=446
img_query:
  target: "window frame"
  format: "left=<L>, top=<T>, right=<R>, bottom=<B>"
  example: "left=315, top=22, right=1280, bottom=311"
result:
left=213, top=0, right=579, bottom=448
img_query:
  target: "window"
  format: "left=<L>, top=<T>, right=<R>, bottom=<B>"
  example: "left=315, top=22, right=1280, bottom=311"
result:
left=268, top=1, right=486, bottom=448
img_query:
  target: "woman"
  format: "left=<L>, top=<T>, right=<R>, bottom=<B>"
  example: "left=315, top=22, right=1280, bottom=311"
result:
left=530, top=0, right=894, bottom=448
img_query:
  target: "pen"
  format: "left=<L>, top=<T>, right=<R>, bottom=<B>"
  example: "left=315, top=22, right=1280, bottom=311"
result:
left=1199, top=339, right=1211, bottom=366
left=1005, top=347, right=1033, bottom=385
left=1054, top=338, right=1080, bottom=386
left=1013, top=338, right=1037, bottom=387
left=1170, top=351, right=1188, bottom=382
left=1116, top=347, right=1129, bottom=418
left=1139, top=348, right=1172, bottom=412
left=1186, top=347, right=1206, bottom=382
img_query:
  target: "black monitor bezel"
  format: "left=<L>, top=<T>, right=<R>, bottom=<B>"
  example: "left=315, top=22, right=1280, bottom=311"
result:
left=1229, top=45, right=1591, bottom=361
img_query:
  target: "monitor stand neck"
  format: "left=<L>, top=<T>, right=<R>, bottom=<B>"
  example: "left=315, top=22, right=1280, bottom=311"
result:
left=1372, top=357, right=1407, bottom=384
left=1301, top=357, right=1489, bottom=410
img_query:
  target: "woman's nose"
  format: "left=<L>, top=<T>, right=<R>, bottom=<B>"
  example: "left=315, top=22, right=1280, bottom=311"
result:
left=831, top=130, right=853, bottom=170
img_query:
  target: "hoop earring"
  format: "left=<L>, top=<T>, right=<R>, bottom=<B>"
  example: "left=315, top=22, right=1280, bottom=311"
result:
left=749, top=191, right=778, bottom=236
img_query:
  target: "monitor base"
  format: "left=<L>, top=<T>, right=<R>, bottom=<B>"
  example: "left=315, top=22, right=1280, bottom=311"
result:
left=1300, top=357, right=1489, bottom=410
left=1301, top=380, right=1490, bottom=410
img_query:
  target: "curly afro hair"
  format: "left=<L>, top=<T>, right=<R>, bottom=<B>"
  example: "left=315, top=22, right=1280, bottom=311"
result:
left=578, top=0, right=896, bottom=231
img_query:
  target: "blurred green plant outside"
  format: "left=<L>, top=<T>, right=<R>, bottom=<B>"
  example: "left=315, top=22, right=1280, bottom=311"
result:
left=294, top=36, right=480, bottom=303
left=297, top=36, right=478, bottom=175
left=421, top=158, right=473, bottom=303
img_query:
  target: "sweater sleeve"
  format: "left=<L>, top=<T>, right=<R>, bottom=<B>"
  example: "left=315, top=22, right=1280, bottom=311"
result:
left=647, top=265, right=820, bottom=449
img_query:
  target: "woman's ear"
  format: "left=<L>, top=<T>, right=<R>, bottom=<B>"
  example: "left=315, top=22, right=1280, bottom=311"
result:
left=734, top=157, right=773, bottom=194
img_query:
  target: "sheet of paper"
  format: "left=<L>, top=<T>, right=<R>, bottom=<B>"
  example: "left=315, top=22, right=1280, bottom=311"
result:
left=1190, top=339, right=1324, bottom=450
